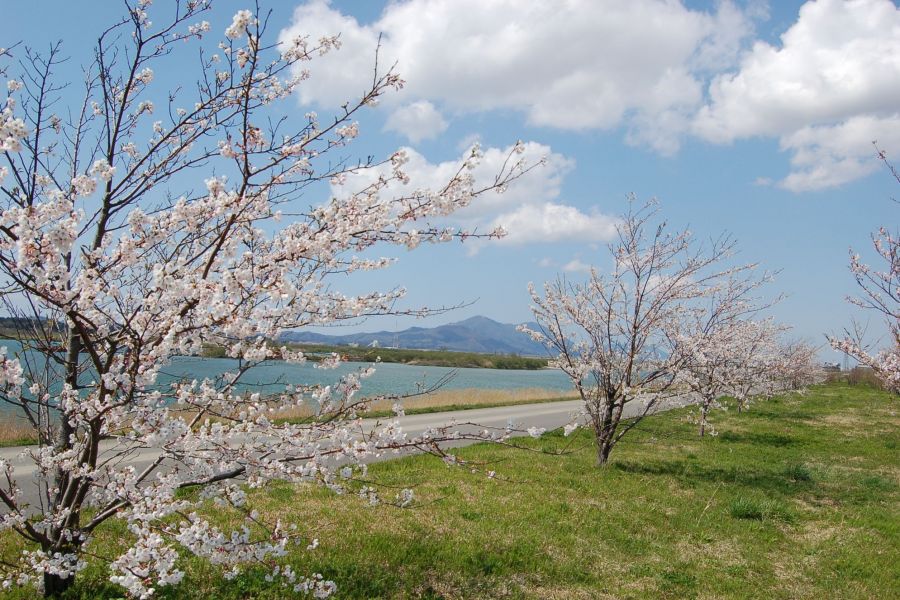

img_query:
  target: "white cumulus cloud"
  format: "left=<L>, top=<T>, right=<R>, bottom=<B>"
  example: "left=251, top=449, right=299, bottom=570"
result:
left=332, top=141, right=617, bottom=248
left=778, top=114, right=900, bottom=192
left=280, top=0, right=900, bottom=191
left=491, top=203, right=618, bottom=245
left=384, top=101, right=448, bottom=143
left=694, top=0, right=900, bottom=190
left=279, top=0, right=758, bottom=154
left=562, top=258, right=592, bottom=273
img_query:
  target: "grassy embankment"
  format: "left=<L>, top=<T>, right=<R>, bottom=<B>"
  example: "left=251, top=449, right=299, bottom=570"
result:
left=1, top=382, right=896, bottom=598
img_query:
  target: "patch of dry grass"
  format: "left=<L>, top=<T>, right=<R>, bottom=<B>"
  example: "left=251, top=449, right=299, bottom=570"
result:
left=0, top=387, right=578, bottom=447
left=266, top=386, right=578, bottom=422
left=381, top=386, right=577, bottom=411
left=0, top=416, right=38, bottom=447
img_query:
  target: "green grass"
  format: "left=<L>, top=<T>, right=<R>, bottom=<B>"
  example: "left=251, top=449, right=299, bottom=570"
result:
left=726, top=495, right=795, bottom=522
left=0, top=436, right=38, bottom=448
left=781, top=462, right=814, bottom=483
left=2, top=383, right=897, bottom=599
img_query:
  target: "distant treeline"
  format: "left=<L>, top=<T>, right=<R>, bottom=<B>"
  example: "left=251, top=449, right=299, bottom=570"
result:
left=825, top=365, right=890, bottom=391
left=0, top=317, right=65, bottom=340
left=0, top=325, right=549, bottom=369
left=202, top=342, right=549, bottom=370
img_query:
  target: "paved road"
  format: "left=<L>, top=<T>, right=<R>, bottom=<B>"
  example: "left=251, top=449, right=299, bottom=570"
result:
left=0, top=397, right=674, bottom=510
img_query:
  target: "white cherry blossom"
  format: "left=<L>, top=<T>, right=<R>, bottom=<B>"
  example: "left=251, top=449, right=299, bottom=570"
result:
left=0, top=2, right=533, bottom=597
left=523, top=199, right=767, bottom=464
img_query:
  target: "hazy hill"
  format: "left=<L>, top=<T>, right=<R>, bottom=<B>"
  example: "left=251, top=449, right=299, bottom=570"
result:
left=279, top=316, right=547, bottom=356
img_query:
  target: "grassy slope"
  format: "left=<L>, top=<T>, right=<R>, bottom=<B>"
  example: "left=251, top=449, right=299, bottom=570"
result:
left=2, top=383, right=897, bottom=599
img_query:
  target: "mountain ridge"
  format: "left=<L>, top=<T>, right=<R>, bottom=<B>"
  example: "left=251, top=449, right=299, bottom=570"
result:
left=279, top=315, right=547, bottom=356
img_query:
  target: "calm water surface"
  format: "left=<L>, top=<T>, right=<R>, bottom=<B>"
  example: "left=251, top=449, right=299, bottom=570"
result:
left=1, top=340, right=572, bottom=401
left=163, top=357, right=572, bottom=397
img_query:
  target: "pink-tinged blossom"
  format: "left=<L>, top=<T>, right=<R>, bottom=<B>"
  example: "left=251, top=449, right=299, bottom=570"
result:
left=0, top=101, right=27, bottom=152
left=828, top=219, right=899, bottom=393
left=70, top=175, right=96, bottom=197
left=523, top=199, right=770, bottom=464
left=187, top=21, right=210, bottom=37
left=137, top=67, right=153, bottom=85
left=526, top=426, right=545, bottom=438
left=89, top=159, right=116, bottom=181
left=225, top=9, right=254, bottom=40
left=0, top=1, right=534, bottom=596
left=336, top=123, right=358, bottom=139
left=0, top=348, right=24, bottom=396
left=136, top=100, right=153, bottom=115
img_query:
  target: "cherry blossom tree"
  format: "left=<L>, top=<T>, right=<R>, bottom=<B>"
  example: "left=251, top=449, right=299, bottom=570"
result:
left=829, top=229, right=899, bottom=392
left=828, top=224, right=898, bottom=392
left=678, top=270, right=784, bottom=436
left=827, top=146, right=898, bottom=393
left=0, top=2, right=533, bottom=596
left=521, top=199, right=758, bottom=465
left=775, top=339, right=824, bottom=392
left=728, top=320, right=786, bottom=412
left=681, top=316, right=784, bottom=437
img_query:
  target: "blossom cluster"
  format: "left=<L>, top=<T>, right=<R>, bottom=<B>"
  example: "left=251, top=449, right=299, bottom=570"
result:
left=0, top=3, right=534, bottom=597
left=225, top=9, right=255, bottom=40
left=0, top=97, right=27, bottom=152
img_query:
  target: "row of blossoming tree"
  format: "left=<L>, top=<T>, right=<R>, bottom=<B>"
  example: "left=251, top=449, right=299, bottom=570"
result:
left=0, top=1, right=541, bottom=596
left=521, top=153, right=898, bottom=470
left=521, top=199, right=822, bottom=464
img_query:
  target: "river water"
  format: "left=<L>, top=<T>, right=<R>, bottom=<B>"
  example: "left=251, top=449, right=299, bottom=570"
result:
left=162, top=356, right=572, bottom=396
left=1, top=340, right=573, bottom=402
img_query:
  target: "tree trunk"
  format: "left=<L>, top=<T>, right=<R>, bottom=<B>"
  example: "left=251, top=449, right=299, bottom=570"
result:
left=596, top=391, right=625, bottom=466
left=595, top=436, right=614, bottom=466
left=594, top=408, right=616, bottom=466
left=588, top=393, right=621, bottom=466
left=43, top=328, right=82, bottom=597
left=43, top=571, right=74, bottom=597
left=698, top=403, right=709, bottom=437
left=52, top=328, right=80, bottom=507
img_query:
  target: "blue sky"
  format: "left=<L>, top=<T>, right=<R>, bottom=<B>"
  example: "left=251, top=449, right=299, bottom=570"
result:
left=3, top=0, right=897, bottom=360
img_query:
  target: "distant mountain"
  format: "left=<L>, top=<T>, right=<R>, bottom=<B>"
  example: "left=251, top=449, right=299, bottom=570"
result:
left=279, top=316, right=548, bottom=356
